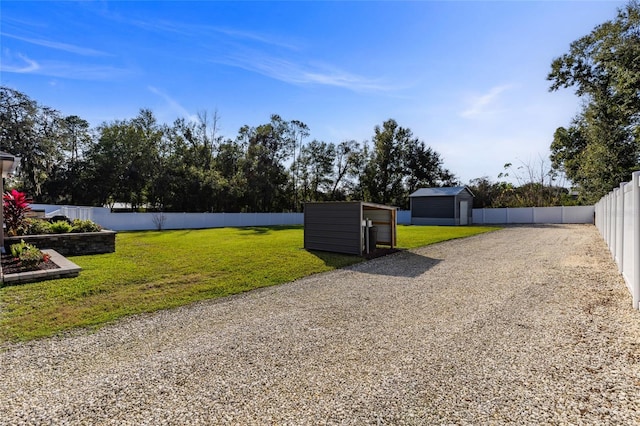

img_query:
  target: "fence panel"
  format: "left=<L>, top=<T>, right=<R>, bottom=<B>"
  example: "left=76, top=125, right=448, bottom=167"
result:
left=397, top=210, right=411, bottom=225
left=472, top=206, right=595, bottom=225
left=88, top=211, right=306, bottom=231
left=533, top=207, right=562, bottom=224
left=596, top=170, right=640, bottom=310
left=562, top=206, right=596, bottom=224
left=477, top=208, right=508, bottom=224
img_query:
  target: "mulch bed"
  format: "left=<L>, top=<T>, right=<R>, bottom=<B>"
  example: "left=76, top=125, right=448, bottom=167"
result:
left=1, top=254, right=60, bottom=275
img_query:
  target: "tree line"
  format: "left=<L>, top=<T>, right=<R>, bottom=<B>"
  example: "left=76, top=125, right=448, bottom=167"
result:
left=0, top=86, right=457, bottom=212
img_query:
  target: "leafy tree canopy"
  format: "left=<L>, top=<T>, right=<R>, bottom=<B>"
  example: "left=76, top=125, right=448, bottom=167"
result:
left=548, top=0, right=640, bottom=203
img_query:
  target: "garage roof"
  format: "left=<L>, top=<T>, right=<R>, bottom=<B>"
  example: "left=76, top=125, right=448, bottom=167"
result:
left=409, top=186, right=474, bottom=197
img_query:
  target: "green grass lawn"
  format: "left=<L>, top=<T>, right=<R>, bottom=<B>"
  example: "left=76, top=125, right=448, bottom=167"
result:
left=0, top=225, right=499, bottom=342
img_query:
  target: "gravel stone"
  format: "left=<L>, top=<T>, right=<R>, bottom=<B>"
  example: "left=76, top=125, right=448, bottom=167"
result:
left=1, top=224, right=639, bottom=425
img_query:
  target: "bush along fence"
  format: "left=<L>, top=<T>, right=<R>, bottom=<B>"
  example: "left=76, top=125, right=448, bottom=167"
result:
left=595, top=171, right=640, bottom=310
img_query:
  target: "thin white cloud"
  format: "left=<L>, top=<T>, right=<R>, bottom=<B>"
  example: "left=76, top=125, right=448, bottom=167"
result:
left=1, top=43, right=133, bottom=80
left=47, top=62, right=135, bottom=80
left=216, top=52, right=394, bottom=93
left=1, top=56, right=134, bottom=81
left=212, top=26, right=301, bottom=51
left=0, top=52, right=39, bottom=73
left=1, top=32, right=110, bottom=57
left=122, top=16, right=301, bottom=51
left=460, top=84, right=513, bottom=118
left=89, top=13, right=390, bottom=93
left=148, top=86, right=197, bottom=122
left=101, top=14, right=387, bottom=92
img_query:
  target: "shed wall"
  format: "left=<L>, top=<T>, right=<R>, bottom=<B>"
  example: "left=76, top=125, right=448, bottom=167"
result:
left=411, top=196, right=455, bottom=218
left=304, top=203, right=362, bottom=255
left=456, top=191, right=474, bottom=224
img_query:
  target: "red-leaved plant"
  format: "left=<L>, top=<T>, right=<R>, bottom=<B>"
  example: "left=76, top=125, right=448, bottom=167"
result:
left=3, top=189, right=32, bottom=236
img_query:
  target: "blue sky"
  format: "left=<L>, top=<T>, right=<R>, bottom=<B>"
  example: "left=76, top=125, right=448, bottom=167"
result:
left=0, top=1, right=625, bottom=184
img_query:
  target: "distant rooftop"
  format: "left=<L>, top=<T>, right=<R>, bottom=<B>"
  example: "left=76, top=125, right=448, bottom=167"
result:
left=409, top=186, right=474, bottom=197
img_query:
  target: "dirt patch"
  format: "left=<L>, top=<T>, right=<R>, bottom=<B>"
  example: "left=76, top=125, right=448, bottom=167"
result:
left=1, top=254, right=60, bottom=275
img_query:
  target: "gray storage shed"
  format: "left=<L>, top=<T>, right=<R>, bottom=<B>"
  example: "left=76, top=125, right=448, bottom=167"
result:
left=304, top=201, right=397, bottom=255
left=409, top=186, right=474, bottom=226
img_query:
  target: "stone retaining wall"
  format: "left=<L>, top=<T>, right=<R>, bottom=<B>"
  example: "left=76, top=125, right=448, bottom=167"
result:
left=5, top=230, right=116, bottom=256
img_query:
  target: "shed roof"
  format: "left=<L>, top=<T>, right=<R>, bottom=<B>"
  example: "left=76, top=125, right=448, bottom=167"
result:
left=304, top=201, right=396, bottom=210
left=409, top=186, right=474, bottom=197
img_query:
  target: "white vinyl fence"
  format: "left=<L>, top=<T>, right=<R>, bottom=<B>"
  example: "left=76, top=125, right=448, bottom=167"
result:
left=397, top=210, right=411, bottom=224
left=472, top=206, right=595, bottom=225
left=595, top=171, right=640, bottom=310
left=95, top=211, right=305, bottom=231
left=29, top=204, right=413, bottom=230
left=31, top=204, right=598, bottom=230
left=33, top=204, right=306, bottom=230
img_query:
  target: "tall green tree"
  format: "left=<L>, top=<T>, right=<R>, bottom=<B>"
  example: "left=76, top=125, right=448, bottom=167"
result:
left=361, top=119, right=456, bottom=208
left=405, top=139, right=457, bottom=194
left=289, top=120, right=310, bottom=211
left=61, top=115, right=91, bottom=163
left=214, top=139, right=246, bottom=212
left=85, top=109, right=164, bottom=208
left=240, top=115, right=296, bottom=212
left=0, top=86, right=65, bottom=197
left=362, top=119, right=410, bottom=206
left=548, top=1, right=640, bottom=203
left=158, top=116, right=225, bottom=212
left=294, top=140, right=335, bottom=206
left=52, top=115, right=93, bottom=204
left=330, top=139, right=364, bottom=200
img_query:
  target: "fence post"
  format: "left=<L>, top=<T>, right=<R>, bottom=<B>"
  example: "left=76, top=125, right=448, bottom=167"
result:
left=610, top=189, right=617, bottom=259
left=632, top=171, right=640, bottom=309
left=617, top=182, right=625, bottom=273
left=532, top=207, right=536, bottom=224
left=597, top=200, right=602, bottom=234
left=597, top=200, right=602, bottom=233
left=603, top=196, right=608, bottom=242
left=607, top=192, right=615, bottom=250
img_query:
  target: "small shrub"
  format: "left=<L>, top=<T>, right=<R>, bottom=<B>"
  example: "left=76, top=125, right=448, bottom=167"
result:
left=24, top=218, right=52, bottom=235
left=3, top=190, right=32, bottom=236
left=9, top=239, right=29, bottom=258
left=49, top=220, right=73, bottom=234
left=9, top=239, right=48, bottom=268
left=18, top=245, right=47, bottom=268
left=151, top=212, right=166, bottom=231
left=70, top=219, right=102, bottom=233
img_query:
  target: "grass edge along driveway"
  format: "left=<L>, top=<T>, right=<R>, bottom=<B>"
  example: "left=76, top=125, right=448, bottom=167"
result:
left=0, top=225, right=499, bottom=342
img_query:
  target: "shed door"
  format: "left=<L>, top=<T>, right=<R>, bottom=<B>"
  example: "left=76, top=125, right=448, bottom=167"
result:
left=460, top=201, right=468, bottom=225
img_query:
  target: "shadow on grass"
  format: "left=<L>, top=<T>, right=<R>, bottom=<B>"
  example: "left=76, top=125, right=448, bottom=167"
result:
left=122, top=229, right=195, bottom=237
left=238, top=225, right=303, bottom=235
left=120, top=225, right=304, bottom=237
left=307, top=250, right=365, bottom=269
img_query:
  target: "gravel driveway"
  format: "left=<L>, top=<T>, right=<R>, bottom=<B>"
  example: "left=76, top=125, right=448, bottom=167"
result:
left=1, top=224, right=639, bottom=425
